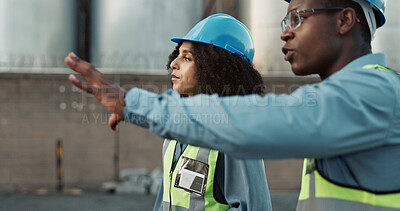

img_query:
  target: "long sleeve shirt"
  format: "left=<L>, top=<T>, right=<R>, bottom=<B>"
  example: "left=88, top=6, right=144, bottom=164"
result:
left=124, top=53, right=400, bottom=192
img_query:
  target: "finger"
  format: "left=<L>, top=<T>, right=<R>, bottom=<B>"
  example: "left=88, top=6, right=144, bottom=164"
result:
left=109, top=113, right=124, bottom=131
left=68, top=74, right=98, bottom=95
left=65, top=54, right=97, bottom=83
left=65, top=53, right=105, bottom=87
left=68, top=53, right=106, bottom=81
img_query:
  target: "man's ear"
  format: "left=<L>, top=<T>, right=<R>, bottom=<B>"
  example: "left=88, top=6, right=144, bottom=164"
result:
left=338, top=8, right=357, bottom=35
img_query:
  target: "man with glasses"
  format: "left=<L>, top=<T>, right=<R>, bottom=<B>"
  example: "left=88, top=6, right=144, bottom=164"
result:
left=66, top=0, right=400, bottom=210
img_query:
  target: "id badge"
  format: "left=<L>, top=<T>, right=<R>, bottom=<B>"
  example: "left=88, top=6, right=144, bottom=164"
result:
left=174, top=156, right=209, bottom=196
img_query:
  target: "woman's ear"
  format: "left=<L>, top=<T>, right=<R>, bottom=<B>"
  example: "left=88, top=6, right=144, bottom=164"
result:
left=338, top=8, right=357, bottom=35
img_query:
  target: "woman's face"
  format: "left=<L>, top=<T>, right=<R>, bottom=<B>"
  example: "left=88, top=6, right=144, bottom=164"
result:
left=170, top=41, right=199, bottom=96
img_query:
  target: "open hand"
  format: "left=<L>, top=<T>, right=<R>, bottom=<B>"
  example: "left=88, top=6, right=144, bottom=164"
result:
left=65, top=52, right=126, bottom=130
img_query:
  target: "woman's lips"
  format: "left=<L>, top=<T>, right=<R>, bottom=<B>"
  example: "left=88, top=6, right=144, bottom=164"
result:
left=171, top=74, right=180, bottom=81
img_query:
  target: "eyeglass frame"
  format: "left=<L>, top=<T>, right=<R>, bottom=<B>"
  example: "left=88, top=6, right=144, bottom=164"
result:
left=281, top=7, right=345, bottom=32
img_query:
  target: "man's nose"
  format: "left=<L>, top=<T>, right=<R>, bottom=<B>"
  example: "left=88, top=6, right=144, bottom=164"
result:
left=280, top=27, right=294, bottom=42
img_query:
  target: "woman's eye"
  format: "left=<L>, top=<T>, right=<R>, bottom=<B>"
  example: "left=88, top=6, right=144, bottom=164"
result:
left=184, top=56, right=191, bottom=61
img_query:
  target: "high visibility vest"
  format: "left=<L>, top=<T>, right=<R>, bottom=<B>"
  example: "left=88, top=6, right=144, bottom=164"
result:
left=297, top=159, right=400, bottom=210
left=162, top=139, right=230, bottom=211
left=297, top=64, right=400, bottom=211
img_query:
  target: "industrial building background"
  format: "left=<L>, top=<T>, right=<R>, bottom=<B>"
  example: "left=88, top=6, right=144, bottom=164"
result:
left=0, top=0, right=398, bottom=197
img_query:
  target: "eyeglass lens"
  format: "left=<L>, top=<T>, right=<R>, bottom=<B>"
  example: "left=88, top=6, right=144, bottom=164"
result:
left=281, top=10, right=301, bottom=32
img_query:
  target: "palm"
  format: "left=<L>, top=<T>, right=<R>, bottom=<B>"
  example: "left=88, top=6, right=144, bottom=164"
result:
left=65, top=53, right=126, bottom=130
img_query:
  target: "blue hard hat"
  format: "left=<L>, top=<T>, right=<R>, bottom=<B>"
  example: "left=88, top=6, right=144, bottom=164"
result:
left=365, top=0, right=386, bottom=27
left=283, top=0, right=386, bottom=27
left=171, top=14, right=255, bottom=63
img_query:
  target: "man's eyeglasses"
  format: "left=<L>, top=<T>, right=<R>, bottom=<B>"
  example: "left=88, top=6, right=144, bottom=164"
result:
left=281, top=7, right=345, bottom=32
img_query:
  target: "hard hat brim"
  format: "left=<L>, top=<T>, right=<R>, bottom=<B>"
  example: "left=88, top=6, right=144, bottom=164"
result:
left=170, top=38, right=210, bottom=45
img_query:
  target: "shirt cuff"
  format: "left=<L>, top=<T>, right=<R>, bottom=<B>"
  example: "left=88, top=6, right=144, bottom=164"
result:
left=123, top=88, right=179, bottom=129
left=123, top=88, right=151, bottom=128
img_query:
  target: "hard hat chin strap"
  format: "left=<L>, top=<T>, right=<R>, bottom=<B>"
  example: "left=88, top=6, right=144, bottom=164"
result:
left=352, top=0, right=377, bottom=40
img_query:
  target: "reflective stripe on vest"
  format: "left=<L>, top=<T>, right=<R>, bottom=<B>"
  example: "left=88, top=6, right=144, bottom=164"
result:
left=297, top=64, right=400, bottom=210
left=162, top=139, right=230, bottom=211
left=297, top=159, right=400, bottom=211
left=363, top=64, right=400, bottom=77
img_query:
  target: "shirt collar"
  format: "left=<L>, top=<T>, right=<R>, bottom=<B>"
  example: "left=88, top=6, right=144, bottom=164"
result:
left=342, top=53, right=387, bottom=71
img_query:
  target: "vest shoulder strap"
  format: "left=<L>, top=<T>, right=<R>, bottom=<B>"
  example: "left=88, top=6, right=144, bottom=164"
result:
left=363, top=64, right=400, bottom=77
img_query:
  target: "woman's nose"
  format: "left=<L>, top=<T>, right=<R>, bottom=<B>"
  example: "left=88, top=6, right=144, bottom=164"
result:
left=170, top=57, right=179, bottom=70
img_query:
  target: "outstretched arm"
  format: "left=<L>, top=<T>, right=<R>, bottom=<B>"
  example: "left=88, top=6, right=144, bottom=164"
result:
left=122, top=70, right=394, bottom=159
left=65, top=52, right=394, bottom=159
left=65, top=52, right=126, bottom=130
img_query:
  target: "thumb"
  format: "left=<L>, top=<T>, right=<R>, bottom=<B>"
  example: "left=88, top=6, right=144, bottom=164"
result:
left=109, top=113, right=124, bottom=131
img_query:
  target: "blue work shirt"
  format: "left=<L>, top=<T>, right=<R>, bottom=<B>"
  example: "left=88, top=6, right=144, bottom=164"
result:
left=153, top=142, right=272, bottom=211
left=124, top=53, right=400, bottom=192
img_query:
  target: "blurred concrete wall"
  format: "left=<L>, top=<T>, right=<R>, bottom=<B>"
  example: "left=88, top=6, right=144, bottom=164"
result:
left=371, top=0, right=400, bottom=68
left=0, top=0, right=78, bottom=71
left=0, top=74, right=168, bottom=190
left=90, top=0, right=202, bottom=74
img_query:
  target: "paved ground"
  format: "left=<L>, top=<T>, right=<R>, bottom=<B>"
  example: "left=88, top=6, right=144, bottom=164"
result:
left=270, top=192, right=299, bottom=211
left=0, top=191, right=299, bottom=211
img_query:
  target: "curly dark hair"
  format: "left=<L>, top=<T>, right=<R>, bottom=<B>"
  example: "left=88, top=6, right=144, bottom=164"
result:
left=166, top=42, right=265, bottom=96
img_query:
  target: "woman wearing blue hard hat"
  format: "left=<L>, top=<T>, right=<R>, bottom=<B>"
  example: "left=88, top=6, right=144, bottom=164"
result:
left=65, top=13, right=271, bottom=211
left=152, top=14, right=271, bottom=211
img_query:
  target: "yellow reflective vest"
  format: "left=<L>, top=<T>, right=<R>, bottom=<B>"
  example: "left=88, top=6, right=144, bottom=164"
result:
left=162, top=139, right=230, bottom=211
left=297, top=158, right=400, bottom=210
left=297, top=65, right=400, bottom=211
